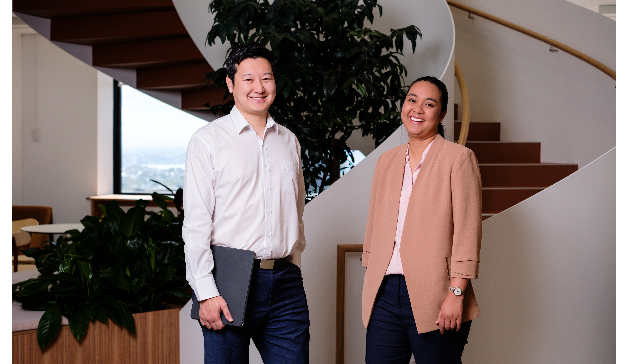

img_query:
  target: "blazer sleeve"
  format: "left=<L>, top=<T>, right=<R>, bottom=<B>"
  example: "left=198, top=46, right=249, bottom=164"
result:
left=362, top=156, right=382, bottom=267
left=450, top=148, right=482, bottom=279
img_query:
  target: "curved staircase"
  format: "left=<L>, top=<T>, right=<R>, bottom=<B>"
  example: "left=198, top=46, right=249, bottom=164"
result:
left=13, top=0, right=226, bottom=121
left=13, top=0, right=578, bottom=216
left=454, top=120, right=577, bottom=220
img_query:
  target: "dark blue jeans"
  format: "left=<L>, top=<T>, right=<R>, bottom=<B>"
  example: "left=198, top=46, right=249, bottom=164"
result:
left=202, top=262, right=309, bottom=364
left=366, top=275, right=471, bottom=364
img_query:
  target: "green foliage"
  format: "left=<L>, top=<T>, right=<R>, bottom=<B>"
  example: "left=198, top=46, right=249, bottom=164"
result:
left=12, top=193, right=190, bottom=350
left=204, top=0, right=421, bottom=200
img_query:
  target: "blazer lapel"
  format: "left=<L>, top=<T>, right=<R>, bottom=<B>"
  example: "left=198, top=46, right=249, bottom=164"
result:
left=379, top=145, right=407, bottom=246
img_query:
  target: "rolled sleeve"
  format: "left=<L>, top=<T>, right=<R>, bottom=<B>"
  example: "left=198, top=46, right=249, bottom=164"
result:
left=183, top=135, right=220, bottom=301
left=450, top=149, right=482, bottom=279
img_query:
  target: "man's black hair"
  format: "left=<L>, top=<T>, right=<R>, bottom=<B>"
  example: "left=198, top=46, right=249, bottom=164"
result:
left=225, top=42, right=275, bottom=82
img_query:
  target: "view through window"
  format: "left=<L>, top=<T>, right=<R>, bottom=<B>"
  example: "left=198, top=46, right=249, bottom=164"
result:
left=119, top=84, right=366, bottom=196
left=120, top=85, right=206, bottom=194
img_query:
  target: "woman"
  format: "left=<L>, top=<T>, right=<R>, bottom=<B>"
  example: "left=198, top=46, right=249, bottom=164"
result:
left=362, top=76, right=482, bottom=363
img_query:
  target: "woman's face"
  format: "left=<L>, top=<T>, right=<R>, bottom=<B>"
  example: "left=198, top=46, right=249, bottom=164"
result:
left=401, top=81, right=446, bottom=140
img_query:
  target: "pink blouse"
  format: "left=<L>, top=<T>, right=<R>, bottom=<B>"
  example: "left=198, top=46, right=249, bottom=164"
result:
left=385, top=140, right=434, bottom=275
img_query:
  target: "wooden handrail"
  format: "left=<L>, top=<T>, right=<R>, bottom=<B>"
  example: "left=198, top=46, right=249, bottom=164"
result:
left=455, top=60, right=471, bottom=146
left=447, top=0, right=616, bottom=80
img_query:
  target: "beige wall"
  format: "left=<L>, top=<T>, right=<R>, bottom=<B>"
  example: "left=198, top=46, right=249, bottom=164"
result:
left=12, top=29, right=113, bottom=222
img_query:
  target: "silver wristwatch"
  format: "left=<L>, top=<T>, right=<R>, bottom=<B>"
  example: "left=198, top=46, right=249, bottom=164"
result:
left=449, top=287, right=465, bottom=296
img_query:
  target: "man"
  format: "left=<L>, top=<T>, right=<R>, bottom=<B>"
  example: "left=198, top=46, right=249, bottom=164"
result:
left=183, top=42, right=309, bottom=364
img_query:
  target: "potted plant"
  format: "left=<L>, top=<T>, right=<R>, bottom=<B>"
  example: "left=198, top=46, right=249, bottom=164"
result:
left=12, top=192, right=190, bottom=350
left=203, top=0, right=421, bottom=199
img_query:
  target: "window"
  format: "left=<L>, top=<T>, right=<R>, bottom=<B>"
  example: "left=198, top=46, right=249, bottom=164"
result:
left=114, top=81, right=207, bottom=194
left=113, top=81, right=367, bottom=197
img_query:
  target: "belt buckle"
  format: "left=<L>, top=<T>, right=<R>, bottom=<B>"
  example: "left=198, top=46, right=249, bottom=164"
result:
left=259, top=259, right=275, bottom=270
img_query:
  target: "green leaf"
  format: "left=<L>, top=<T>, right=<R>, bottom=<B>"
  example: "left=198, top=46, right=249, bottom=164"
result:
left=323, top=74, right=337, bottom=97
left=95, top=306, right=108, bottom=323
left=151, top=192, right=169, bottom=211
left=77, top=260, right=93, bottom=282
left=135, top=199, right=150, bottom=208
left=59, top=256, right=72, bottom=274
left=115, top=301, right=136, bottom=334
left=120, top=206, right=145, bottom=237
left=149, top=238, right=156, bottom=272
left=356, top=83, right=367, bottom=97
left=68, top=310, right=89, bottom=342
left=37, top=305, right=62, bottom=350
left=149, top=179, right=175, bottom=194
left=339, top=75, right=358, bottom=91
left=99, top=203, right=108, bottom=217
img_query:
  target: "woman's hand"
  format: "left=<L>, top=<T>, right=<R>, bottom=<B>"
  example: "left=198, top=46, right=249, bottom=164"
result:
left=435, top=278, right=468, bottom=334
left=435, top=292, right=464, bottom=334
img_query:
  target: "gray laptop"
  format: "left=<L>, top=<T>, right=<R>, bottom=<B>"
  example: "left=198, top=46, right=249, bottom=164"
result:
left=190, top=245, right=256, bottom=327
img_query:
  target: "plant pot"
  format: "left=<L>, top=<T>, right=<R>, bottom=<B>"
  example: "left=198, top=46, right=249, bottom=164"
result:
left=12, top=308, right=179, bottom=364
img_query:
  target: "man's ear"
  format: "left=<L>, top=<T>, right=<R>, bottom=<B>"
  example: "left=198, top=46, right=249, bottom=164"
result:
left=226, top=76, right=234, bottom=93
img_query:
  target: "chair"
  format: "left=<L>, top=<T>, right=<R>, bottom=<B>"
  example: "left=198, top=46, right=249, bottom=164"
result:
left=12, top=206, right=53, bottom=249
left=12, top=219, right=37, bottom=272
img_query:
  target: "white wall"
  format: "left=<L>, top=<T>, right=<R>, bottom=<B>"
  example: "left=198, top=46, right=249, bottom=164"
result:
left=565, top=0, right=615, bottom=14
left=12, top=28, right=113, bottom=222
left=463, top=149, right=616, bottom=363
left=451, top=0, right=615, bottom=167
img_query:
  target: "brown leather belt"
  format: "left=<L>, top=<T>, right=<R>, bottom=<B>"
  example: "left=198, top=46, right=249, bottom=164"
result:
left=254, top=257, right=289, bottom=270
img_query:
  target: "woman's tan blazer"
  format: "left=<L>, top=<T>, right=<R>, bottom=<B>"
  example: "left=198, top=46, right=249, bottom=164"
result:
left=362, top=134, right=482, bottom=334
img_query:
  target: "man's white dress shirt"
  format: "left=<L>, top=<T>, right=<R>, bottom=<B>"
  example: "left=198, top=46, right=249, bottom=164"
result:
left=183, top=106, right=306, bottom=301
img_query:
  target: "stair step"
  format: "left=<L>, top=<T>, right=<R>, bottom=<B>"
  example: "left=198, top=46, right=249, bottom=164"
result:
left=182, top=87, right=232, bottom=110
left=454, top=121, right=500, bottom=142
left=480, top=163, right=578, bottom=188
left=13, top=0, right=174, bottom=18
left=137, top=61, right=213, bottom=89
left=93, top=37, right=204, bottom=68
left=466, top=142, right=541, bottom=163
left=482, top=188, right=544, bottom=214
left=50, top=10, right=187, bottom=45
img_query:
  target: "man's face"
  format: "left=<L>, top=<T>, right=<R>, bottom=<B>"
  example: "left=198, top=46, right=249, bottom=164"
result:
left=226, top=57, right=276, bottom=120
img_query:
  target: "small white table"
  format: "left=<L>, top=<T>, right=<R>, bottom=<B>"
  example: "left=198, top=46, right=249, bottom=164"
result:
left=21, top=223, right=84, bottom=234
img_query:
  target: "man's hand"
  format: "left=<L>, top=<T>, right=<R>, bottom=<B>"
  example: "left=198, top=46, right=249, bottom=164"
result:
left=199, top=296, right=233, bottom=330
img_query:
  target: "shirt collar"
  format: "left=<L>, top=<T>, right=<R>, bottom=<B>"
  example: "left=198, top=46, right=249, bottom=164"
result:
left=230, top=106, right=278, bottom=135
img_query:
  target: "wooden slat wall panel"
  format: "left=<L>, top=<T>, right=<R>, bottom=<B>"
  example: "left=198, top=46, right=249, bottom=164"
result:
left=12, top=308, right=179, bottom=364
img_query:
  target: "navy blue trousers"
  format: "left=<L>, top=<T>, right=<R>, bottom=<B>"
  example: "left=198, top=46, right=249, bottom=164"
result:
left=202, top=262, right=309, bottom=364
left=366, top=275, right=471, bottom=364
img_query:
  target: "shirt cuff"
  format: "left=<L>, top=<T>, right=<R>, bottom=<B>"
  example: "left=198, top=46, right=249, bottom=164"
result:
left=193, top=274, right=220, bottom=301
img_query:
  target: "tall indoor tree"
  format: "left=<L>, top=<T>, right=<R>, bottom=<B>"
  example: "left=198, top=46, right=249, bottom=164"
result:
left=204, top=0, right=421, bottom=200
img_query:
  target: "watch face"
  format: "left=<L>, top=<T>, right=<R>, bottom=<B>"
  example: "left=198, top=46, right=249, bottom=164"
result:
left=451, top=287, right=463, bottom=295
